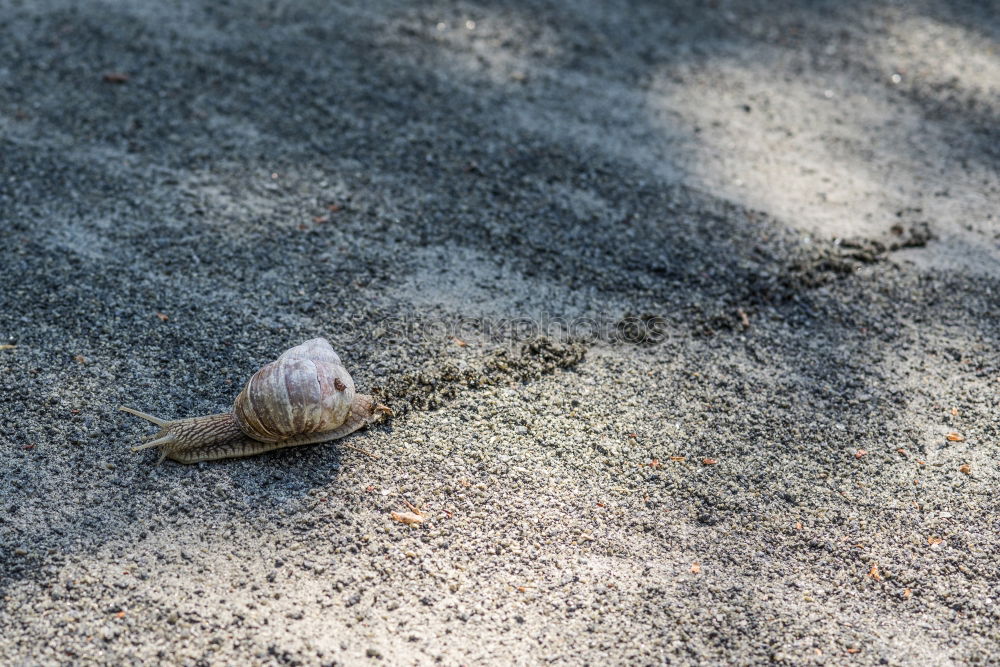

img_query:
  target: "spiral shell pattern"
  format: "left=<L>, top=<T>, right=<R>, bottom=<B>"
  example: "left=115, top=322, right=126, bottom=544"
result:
left=233, top=338, right=356, bottom=442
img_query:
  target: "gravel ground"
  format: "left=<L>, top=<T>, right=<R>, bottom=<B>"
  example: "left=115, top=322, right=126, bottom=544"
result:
left=1, top=0, right=999, bottom=664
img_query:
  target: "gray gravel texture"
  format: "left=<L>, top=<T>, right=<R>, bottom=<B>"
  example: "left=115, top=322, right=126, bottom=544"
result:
left=1, top=0, right=999, bottom=664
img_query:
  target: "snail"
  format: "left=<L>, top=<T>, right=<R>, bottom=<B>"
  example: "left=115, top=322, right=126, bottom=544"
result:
left=120, top=338, right=390, bottom=463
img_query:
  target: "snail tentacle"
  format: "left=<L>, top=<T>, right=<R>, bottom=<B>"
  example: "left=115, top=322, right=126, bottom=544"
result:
left=118, top=406, right=168, bottom=427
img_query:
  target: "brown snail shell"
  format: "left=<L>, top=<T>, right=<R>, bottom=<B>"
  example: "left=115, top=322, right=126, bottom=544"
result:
left=234, top=338, right=356, bottom=442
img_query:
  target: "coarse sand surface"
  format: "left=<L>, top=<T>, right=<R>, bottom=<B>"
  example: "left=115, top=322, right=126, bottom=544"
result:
left=1, top=1, right=998, bottom=664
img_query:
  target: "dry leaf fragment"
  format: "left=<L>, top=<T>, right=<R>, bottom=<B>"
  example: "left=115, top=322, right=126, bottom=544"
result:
left=946, top=432, right=964, bottom=442
left=902, top=588, right=912, bottom=600
left=690, top=562, right=701, bottom=574
left=701, top=458, right=718, bottom=465
left=649, top=459, right=662, bottom=468
left=959, top=464, right=971, bottom=475
left=669, top=456, right=686, bottom=462
left=155, top=312, right=169, bottom=322
left=0, top=344, right=15, bottom=351
left=390, top=511, right=425, bottom=526
left=102, top=72, right=129, bottom=83
left=391, top=499, right=427, bottom=525
left=452, top=337, right=468, bottom=347
left=115, top=611, right=125, bottom=619
left=73, top=354, right=87, bottom=364
left=403, top=499, right=422, bottom=513
left=855, top=450, right=867, bottom=459
left=737, top=308, right=750, bottom=328
left=847, top=648, right=860, bottom=654
left=896, top=448, right=907, bottom=455
left=794, top=521, right=803, bottom=530
left=868, top=564, right=881, bottom=581
left=327, top=203, right=343, bottom=212
left=312, top=215, right=329, bottom=224
left=927, top=536, right=943, bottom=545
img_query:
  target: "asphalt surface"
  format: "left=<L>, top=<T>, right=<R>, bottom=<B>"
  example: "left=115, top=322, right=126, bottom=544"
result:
left=1, top=0, right=998, bottom=664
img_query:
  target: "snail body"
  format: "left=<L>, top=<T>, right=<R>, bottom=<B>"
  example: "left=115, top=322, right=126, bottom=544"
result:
left=120, top=338, right=389, bottom=463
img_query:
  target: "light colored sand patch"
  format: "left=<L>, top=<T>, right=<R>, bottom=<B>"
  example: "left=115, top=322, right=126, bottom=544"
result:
left=647, top=55, right=999, bottom=273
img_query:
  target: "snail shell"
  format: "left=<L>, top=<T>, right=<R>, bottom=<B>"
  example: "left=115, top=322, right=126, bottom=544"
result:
left=234, top=338, right=356, bottom=442
left=120, top=338, right=389, bottom=464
